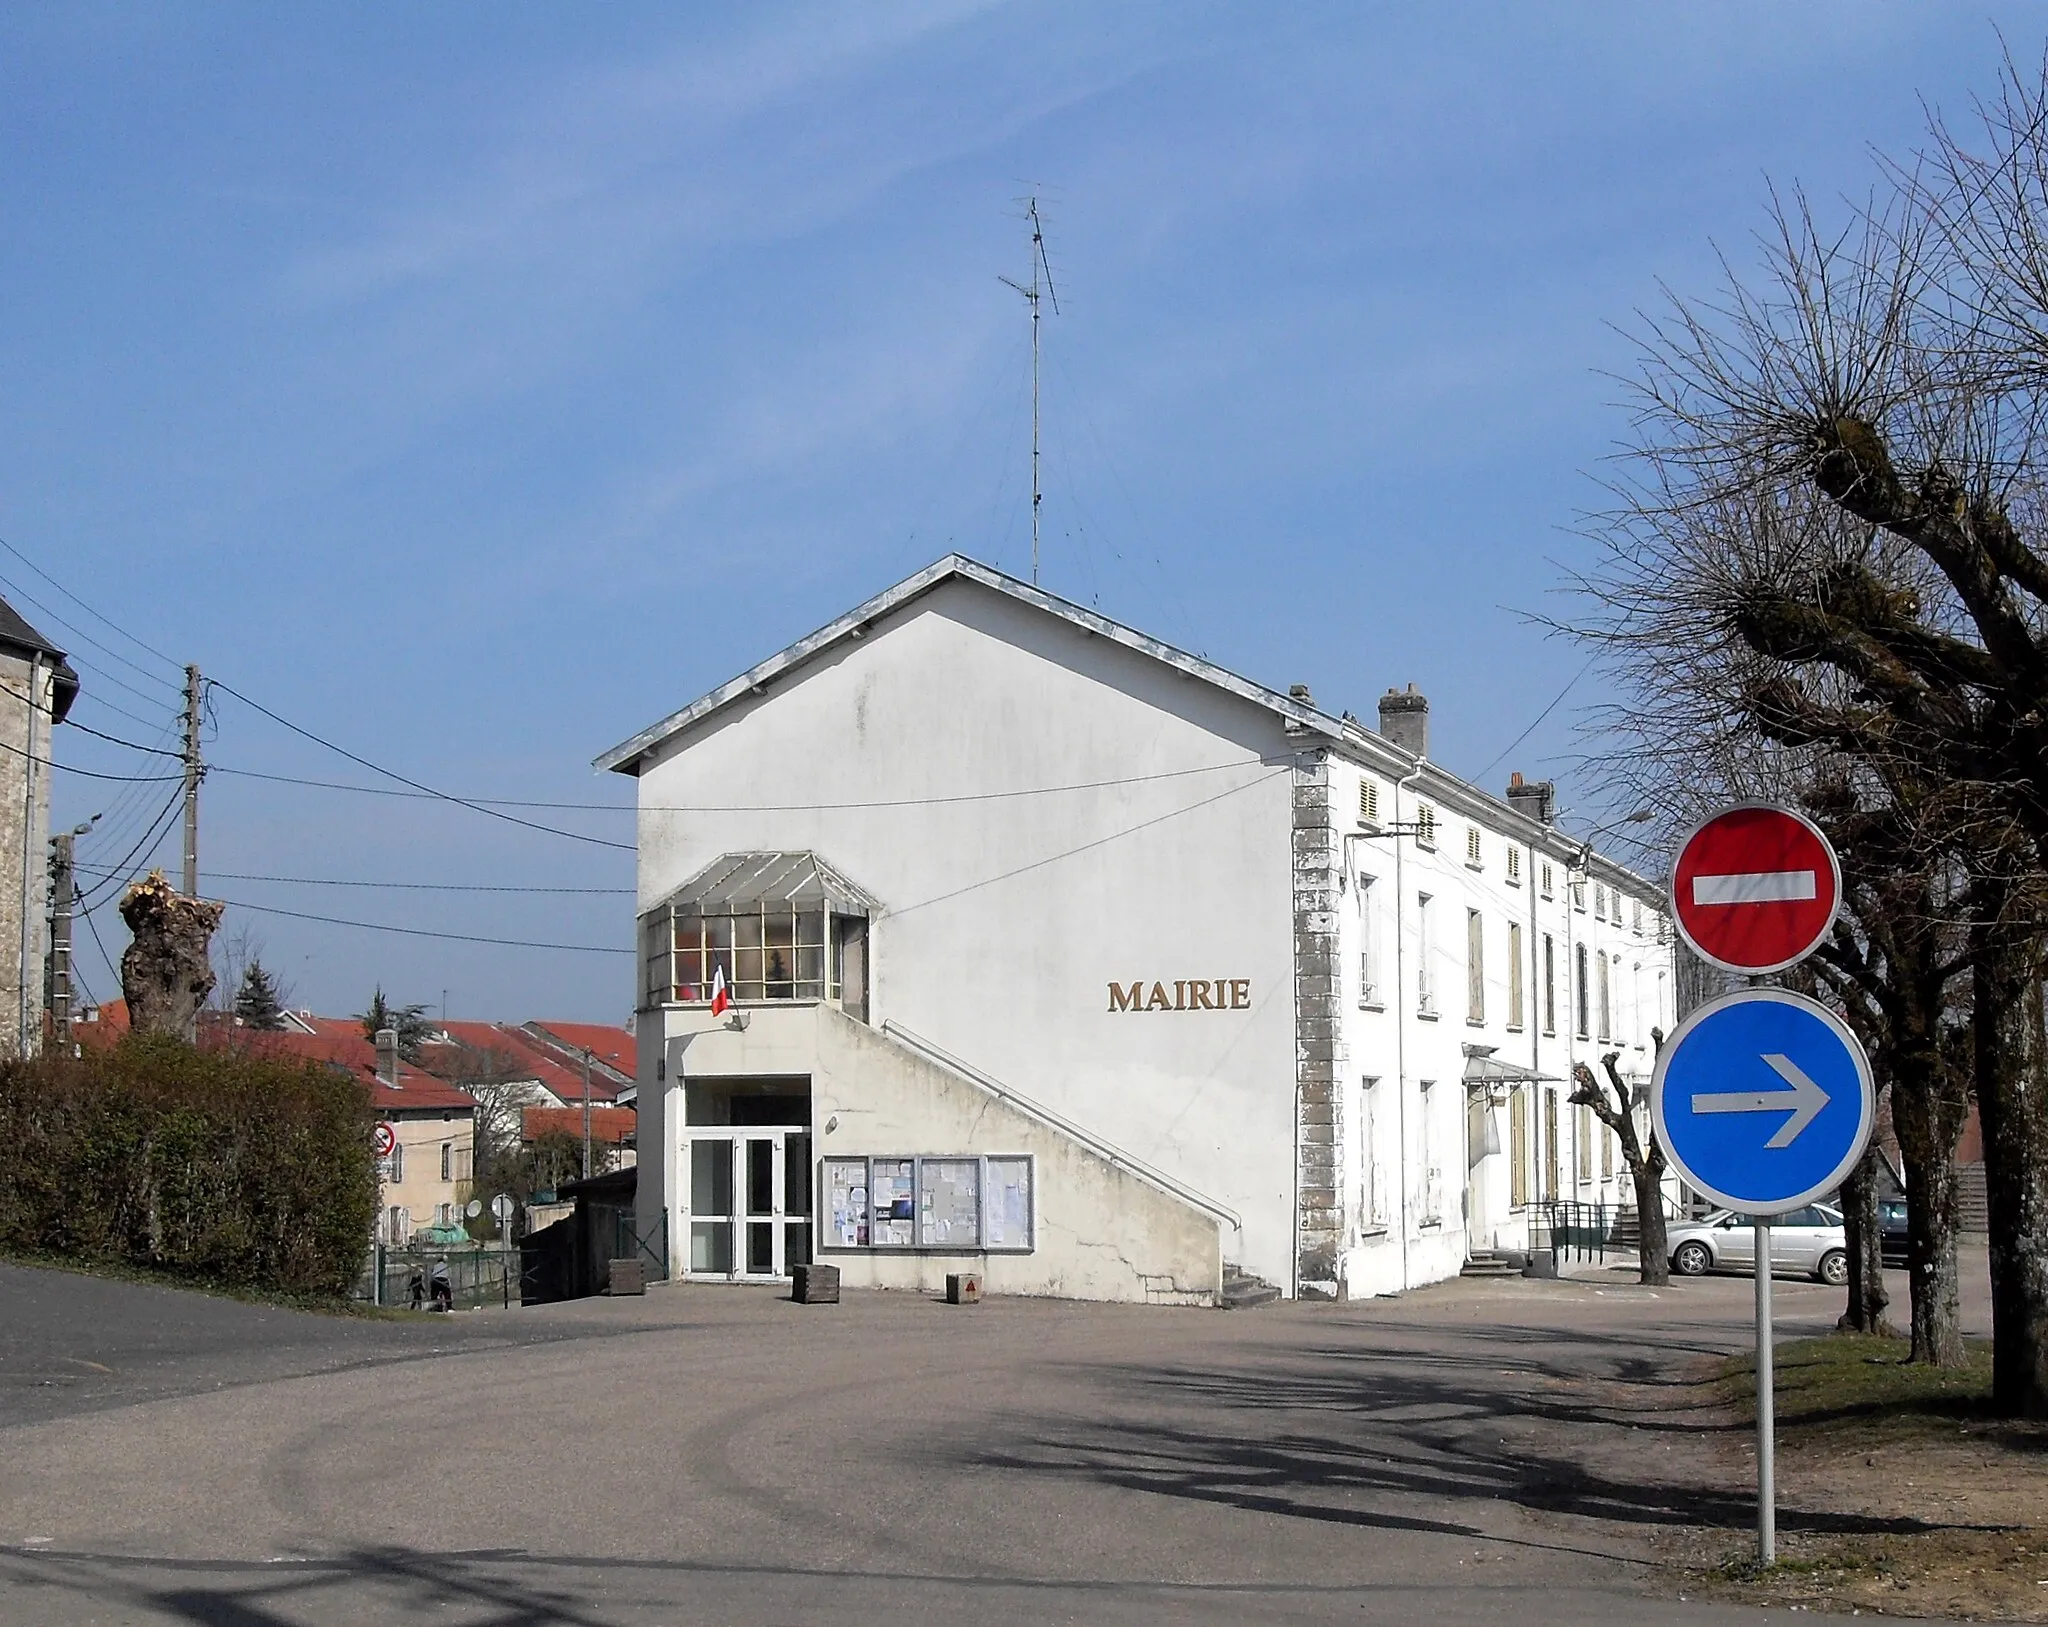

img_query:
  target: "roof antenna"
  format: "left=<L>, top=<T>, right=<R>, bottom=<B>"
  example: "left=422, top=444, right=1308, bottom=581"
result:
left=1000, top=194, right=1059, bottom=585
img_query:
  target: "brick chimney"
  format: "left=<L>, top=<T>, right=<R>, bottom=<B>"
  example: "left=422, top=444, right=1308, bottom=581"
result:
left=375, top=1027, right=400, bottom=1087
left=1505, top=770, right=1556, bottom=825
left=1377, top=683, right=1428, bottom=757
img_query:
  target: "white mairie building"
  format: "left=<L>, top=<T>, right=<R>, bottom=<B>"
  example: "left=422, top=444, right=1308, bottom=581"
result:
left=601, top=557, right=1675, bottom=1304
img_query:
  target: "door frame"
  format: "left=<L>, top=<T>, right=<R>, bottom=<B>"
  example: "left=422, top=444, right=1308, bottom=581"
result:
left=680, top=1126, right=811, bottom=1281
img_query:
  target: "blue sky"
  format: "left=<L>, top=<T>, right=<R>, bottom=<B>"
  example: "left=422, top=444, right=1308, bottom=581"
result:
left=0, top=5, right=2027, bottom=1023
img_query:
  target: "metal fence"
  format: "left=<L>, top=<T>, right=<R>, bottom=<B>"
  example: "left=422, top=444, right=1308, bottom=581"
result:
left=356, top=1243, right=522, bottom=1310
left=1539, top=1200, right=1613, bottom=1265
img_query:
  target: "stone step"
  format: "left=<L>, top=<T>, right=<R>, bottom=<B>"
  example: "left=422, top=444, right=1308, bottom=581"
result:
left=1956, top=1162, right=1989, bottom=1234
left=1219, top=1266, right=1281, bottom=1309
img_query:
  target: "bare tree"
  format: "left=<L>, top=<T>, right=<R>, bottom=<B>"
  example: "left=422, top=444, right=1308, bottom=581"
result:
left=1571, top=53, right=2048, bottom=1415
left=1570, top=1047, right=1669, bottom=1284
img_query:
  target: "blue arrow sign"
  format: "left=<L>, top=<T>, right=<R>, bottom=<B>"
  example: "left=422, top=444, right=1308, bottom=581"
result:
left=1651, top=988, right=1875, bottom=1215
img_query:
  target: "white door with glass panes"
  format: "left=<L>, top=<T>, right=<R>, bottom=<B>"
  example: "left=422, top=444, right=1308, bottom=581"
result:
left=682, top=1128, right=812, bottom=1279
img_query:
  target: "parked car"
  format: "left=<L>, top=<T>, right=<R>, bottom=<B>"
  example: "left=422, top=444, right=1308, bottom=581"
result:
left=1668, top=1204, right=1848, bottom=1285
left=1878, top=1197, right=1910, bottom=1267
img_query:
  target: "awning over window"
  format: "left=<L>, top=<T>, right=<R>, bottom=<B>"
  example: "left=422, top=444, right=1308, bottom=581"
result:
left=653, top=851, right=880, bottom=918
left=1461, top=1044, right=1561, bottom=1086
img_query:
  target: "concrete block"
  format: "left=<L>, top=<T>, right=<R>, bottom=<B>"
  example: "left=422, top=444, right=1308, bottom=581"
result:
left=946, top=1272, right=982, bottom=1305
left=605, top=1258, right=646, bottom=1296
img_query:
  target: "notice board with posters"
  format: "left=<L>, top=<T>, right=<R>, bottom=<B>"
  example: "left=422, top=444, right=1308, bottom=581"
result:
left=815, top=1155, right=1035, bottom=1253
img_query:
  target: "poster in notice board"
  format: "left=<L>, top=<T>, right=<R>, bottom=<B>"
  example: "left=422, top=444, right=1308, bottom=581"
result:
left=825, top=1159, right=868, bottom=1247
left=918, top=1159, right=980, bottom=1247
left=871, top=1158, right=915, bottom=1247
left=985, top=1156, right=1032, bottom=1249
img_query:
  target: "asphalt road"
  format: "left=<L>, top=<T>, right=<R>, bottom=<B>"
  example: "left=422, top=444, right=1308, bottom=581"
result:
left=0, top=1255, right=1988, bottom=1627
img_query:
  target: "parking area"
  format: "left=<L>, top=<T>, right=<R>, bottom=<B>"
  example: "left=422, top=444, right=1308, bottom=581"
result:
left=0, top=1254, right=1994, bottom=1626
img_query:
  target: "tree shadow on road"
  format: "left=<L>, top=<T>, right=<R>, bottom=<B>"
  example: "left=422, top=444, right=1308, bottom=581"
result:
left=952, top=1339, right=1981, bottom=1554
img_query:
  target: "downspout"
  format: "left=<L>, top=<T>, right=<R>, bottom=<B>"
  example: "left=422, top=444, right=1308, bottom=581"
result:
left=1390, top=758, right=1424, bottom=1291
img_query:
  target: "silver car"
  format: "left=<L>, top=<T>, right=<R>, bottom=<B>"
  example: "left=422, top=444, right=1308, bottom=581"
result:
left=1667, top=1204, right=1848, bottom=1285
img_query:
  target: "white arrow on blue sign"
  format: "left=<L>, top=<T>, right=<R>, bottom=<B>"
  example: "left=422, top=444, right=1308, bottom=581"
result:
left=1651, top=988, right=1876, bottom=1216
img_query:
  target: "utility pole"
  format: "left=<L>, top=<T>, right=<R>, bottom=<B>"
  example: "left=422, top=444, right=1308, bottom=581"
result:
left=48, top=829, right=78, bottom=1049
left=1000, top=196, right=1059, bottom=585
left=181, top=665, right=203, bottom=896
left=581, top=1048, right=593, bottom=1180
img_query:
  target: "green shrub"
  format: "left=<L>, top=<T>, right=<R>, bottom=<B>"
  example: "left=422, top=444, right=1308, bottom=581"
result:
left=0, top=1035, right=380, bottom=1297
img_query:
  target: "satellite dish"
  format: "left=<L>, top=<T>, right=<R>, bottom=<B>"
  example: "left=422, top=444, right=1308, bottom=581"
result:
left=464, top=1199, right=482, bottom=1219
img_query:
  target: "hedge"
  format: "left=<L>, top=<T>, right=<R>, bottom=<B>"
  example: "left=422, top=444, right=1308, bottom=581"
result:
left=0, top=1034, right=381, bottom=1297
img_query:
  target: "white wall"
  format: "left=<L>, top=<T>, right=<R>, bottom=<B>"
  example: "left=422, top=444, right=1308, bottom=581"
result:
left=632, top=579, right=1301, bottom=1288
left=1329, top=760, right=1678, bottom=1294
left=646, top=1004, right=1222, bottom=1303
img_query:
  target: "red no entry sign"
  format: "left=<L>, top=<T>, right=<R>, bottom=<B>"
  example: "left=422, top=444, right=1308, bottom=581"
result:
left=1671, top=804, right=1841, bottom=975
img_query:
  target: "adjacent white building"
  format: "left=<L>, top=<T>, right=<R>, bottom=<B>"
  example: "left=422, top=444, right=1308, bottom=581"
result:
left=600, top=557, right=1674, bottom=1304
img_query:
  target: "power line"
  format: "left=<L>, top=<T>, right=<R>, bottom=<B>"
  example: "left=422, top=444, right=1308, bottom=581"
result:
left=0, top=534, right=182, bottom=672
left=61, top=718, right=184, bottom=757
left=0, top=734, right=183, bottom=783
left=1472, top=653, right=1598, bottom=784
left=81, top=896, right=121, bottom=993
left=205, top=757, right=1260, bottom=812
left=211, top=896, right=634, bottom=955
left=208, top=681, right=635, bottom=853
left=76, top=864, right=631, bottom=896
left=69, top=688, right=177, bottom=735
left=57, top=654, right=181, bottom=714
left=76, top=792, right=185, bottom=909
left=0, top=566, right=186, bottom=697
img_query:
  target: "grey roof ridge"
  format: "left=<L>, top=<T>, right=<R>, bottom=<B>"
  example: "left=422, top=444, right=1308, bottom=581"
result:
left=593, top=552, right=1353, bottom=775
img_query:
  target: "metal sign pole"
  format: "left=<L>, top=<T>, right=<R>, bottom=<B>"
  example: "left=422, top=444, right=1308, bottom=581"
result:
left=1755, top=1220, right=1775, bottom=1563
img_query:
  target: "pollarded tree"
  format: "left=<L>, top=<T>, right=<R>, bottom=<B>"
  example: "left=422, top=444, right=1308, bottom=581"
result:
left=1570, top=1047, right=1669, bottom=1285
left=1575, top=56, right=2048, bottom=1415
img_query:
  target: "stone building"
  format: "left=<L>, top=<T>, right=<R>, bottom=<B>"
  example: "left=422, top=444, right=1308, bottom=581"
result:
left=0, top=596, right=78, bottom=1057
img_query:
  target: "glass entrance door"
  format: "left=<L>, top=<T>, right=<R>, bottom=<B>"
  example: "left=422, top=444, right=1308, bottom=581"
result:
left=683, top=1129, right=810, bottom=1280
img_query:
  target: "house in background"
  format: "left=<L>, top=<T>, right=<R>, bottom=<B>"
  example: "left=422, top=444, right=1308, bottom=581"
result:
left=0, top=595, right=78, bottom=1059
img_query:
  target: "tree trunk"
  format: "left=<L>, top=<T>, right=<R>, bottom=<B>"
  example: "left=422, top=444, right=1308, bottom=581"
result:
left=1890, top=1028, right=1969, bottom=1367
left=1899, top=1140, right=1965, bottom=1365
left=1632, top=1154, right=1669, bottom=1286
left=1836, top=1144, right=1893, bottom=1334
left=118, top=873, right=223, bottom=1041
left=1973, top=930, right=2048, bottom=1418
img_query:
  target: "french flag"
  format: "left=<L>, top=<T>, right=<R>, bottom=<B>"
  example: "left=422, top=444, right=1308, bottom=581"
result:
left=710, top=965, right=732, bottom=1018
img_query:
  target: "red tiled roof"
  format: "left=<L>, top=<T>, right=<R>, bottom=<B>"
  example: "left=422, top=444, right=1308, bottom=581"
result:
left=416, top=1022, right=618, bottom=1102
left=523, top=1105, right=635, bottom=1143
left=70, top=1004, right=615, bottom=1116
left=520, top=1021, right=636, bottom=1081
left=218, top=1029, right=477, bottom=1113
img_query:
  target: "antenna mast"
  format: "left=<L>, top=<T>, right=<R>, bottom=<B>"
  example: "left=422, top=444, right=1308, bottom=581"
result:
left=1001, top=196, right=1059, bottom=584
